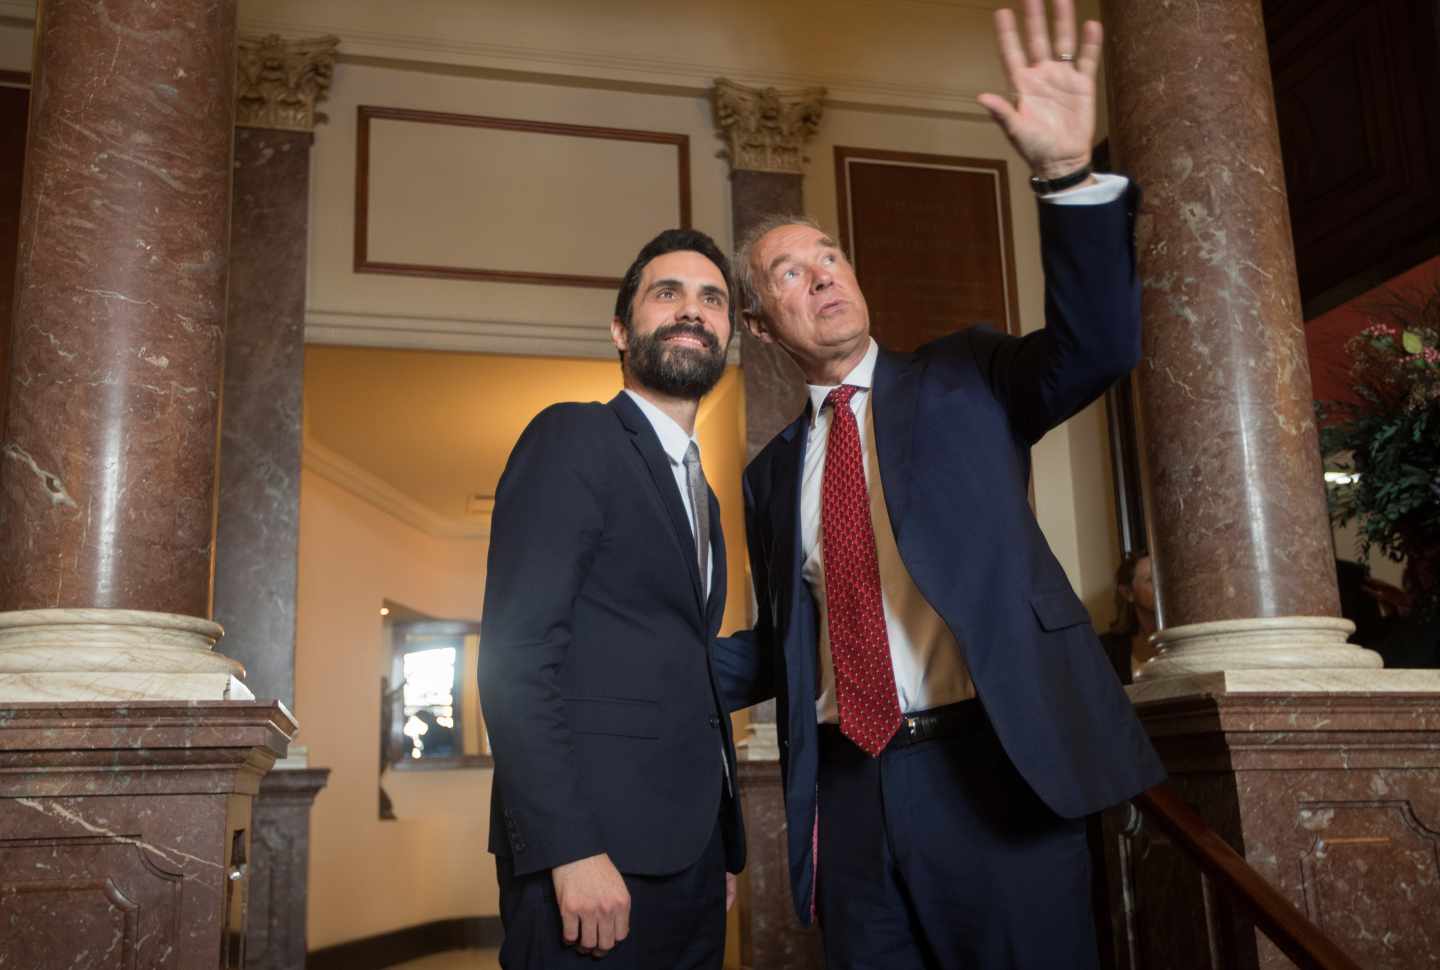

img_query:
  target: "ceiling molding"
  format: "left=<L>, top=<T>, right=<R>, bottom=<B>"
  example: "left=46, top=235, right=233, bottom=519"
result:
left=0, top=2, right=990, bottom=113
left=303, top=431, right=491, bottom=540
left=306, top=308, right=741, bottom=364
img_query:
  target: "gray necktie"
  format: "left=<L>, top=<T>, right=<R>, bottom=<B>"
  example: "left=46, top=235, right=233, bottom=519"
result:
left=686, top=441, right=731, bottom=795
left=683, top=441, right=710, bottom=596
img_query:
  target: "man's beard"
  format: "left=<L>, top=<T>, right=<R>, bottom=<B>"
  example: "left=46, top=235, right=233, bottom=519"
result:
left=626, top=321, right=728, bottom=400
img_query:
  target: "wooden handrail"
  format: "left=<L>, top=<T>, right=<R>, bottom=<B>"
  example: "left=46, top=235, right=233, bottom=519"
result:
left=1131, top=784, right=1363, bottom=970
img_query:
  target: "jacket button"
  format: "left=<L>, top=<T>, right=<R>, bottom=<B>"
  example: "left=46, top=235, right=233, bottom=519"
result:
left=708, top=715, right=721, bottom=728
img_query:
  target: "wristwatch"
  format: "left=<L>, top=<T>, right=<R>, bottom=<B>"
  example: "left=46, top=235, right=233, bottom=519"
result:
left=1029, top=164, right=1093, bottom=195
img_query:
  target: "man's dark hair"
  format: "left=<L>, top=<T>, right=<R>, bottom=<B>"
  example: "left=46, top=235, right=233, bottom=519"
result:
left=613, top=228, right=736, bottom=347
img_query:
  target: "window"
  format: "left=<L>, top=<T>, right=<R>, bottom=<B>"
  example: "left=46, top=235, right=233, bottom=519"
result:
left=382, top=608, right=490, bottom=772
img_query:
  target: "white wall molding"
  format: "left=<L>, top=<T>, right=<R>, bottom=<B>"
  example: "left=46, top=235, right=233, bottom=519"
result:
left=302, top=431, right=491, bottom=540
left=306, top=308, right=741, bottom=364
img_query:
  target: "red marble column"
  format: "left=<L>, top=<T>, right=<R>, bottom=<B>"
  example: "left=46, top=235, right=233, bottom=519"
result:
left=0, top=0, right=237, bottom=617
left=1099, top=0, right=1339, bottom=631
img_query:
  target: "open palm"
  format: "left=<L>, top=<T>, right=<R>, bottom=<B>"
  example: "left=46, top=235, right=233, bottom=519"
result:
left=977, top=0, right=1102, bottom=180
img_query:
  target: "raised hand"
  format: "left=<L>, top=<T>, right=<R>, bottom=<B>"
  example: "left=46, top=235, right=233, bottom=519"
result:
left=976, top=0, right=1102, bottom=180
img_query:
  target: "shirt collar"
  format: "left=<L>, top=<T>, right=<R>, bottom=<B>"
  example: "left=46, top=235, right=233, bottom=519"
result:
left=807, top=338, right=879, bottom=428
left=623, top=389, right=698, bottom=466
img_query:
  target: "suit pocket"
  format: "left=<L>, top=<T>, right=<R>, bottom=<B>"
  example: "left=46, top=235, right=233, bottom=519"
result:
left=565, top=696, right=660, bottom=739
left=1029, top=589, right=1092, bottom=632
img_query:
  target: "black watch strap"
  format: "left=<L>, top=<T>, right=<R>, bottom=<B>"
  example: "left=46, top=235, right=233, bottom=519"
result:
left=1029, top=164, right=1093, bottom=195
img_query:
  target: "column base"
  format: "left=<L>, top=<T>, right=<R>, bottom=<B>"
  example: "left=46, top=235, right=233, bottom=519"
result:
left=1138, top=615, right=1377, bottom=680
left=0, top=608, right=252, bottom=701
left=1127, top=667, right=1440, bottom=704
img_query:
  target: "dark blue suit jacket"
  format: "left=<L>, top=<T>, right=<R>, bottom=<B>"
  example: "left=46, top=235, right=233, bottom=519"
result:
left=479, top=392, right=744, bottom=878
left=714, top=186, right=1166, bottom=922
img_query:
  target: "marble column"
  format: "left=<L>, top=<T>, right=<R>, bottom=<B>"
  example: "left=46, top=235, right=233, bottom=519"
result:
left=1100, top=0, right=1380, bottom=683
left=712, top=78, right=823, bottom=461
left=0, top=0, right=245, bottom=699
left=217, top=33, right=336, bottom=713
left=712, top=78, right=826, bottom=970
left=0, top=4, right=298, bottom=966
left=217, top=35, right=337, bottom=970
left=1095, top=4, right=1440, bottom=966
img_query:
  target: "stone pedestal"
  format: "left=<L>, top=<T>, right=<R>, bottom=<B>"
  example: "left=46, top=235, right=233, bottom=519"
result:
left=246, top=767, right=331, bottom=970
left=735, top=759, right=824, bottom=970
left=0, top=701, right=297, bottom=969
left=1100, top=690, right=1440, bottom=970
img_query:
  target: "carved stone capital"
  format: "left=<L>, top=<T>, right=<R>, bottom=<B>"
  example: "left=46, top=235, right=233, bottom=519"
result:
left=236, top=34, right=339, bottom=132
left=712, top=78, right=825, bottom=175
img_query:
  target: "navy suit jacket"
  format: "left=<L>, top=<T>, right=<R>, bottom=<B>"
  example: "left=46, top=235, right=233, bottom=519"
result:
left=714, top=186, right=1166, bottom=922
left=479, top=392, right=744, bottom=878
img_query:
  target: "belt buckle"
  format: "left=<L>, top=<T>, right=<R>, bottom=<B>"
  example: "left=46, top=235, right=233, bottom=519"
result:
left=904, top=715, right=920, bottom=742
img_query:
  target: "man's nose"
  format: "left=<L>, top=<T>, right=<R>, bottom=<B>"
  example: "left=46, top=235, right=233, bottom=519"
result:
left=676, top=297, right=703, bottom=322
left=811, top=270, right=833, bottom=293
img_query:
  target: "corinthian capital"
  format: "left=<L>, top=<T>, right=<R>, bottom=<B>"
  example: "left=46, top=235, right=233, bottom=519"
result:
left=712, top=78, right=826, bottom=175
left=236, top=34, right=340, bottom=132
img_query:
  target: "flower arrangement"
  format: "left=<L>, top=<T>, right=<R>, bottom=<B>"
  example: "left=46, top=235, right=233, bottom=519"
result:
left=1317, top=283, right=1440, bottom=615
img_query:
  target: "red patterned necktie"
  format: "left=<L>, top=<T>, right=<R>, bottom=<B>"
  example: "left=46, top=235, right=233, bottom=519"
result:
left=821, top=385, right=901, bottom=756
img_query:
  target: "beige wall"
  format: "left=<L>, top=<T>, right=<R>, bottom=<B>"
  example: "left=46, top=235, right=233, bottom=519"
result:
left=296, top=468, right=494, bottom=947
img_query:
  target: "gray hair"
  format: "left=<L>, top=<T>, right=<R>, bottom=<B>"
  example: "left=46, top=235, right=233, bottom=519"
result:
left=733, top=213, right=827, bottom=328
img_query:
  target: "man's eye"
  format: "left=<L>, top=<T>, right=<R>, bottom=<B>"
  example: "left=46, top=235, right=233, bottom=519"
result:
left=781, top=268, right=798, bottom=282
left=705, top=294, right=722, bottom=305
left=822, top=254, right=836, bottom=265
left=657, top=289, right=675, bottom=299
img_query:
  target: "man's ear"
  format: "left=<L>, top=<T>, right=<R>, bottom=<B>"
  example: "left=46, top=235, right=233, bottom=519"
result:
left=743, top=310, right=774, bottom=345
left=610, top=317, right=629, bottom=354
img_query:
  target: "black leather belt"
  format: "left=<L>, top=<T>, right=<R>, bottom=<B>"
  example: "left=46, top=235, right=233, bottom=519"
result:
left=820, top=698, right=987, bottom=753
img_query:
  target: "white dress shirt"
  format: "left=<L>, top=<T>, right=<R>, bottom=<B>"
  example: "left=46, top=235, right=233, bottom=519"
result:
left=803, top=339, right=976, bottom=722
left=623, top=389, right=711, bottom=595
left=802, top=174, right=1129, bottom=723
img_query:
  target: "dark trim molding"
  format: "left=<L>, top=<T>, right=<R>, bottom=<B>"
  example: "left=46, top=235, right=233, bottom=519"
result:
left=307, top=916, right=504, bottom=970
left=833, top=145, right=1023, bottom=337
left=0, top=70, right=30, bottom=88
left=354, top=104, right=691, bottom=288
left=390, top=752, right=494, bottom=772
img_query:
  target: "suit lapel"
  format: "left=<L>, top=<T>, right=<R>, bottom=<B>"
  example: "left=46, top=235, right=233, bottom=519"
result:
left=609, top=394, right=707, bottom=617
left=872, top=348, right=920, bottom=533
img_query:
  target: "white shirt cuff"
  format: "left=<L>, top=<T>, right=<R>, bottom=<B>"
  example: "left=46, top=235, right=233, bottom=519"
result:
left=1041, top=172, right=1129, bottom=206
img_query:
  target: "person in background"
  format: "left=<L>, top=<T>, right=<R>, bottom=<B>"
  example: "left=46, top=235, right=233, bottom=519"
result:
left=1102, top=551, right=1157, bottom=683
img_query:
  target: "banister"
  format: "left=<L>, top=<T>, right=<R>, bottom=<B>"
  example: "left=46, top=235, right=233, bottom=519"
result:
left=1130, top=784, right=1363, bottom=970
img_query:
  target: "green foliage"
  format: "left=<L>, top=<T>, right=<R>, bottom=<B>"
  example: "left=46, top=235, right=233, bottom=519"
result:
left=1317, top=282, right=1440, bottom=612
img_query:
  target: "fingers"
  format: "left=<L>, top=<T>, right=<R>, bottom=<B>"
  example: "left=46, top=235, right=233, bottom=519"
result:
left=561, top=907, right=581, bottom=947
left=726, top=872, right=738, bottom=913
left=1022, top=0, right=1052, bottom=63
left=596, top=912, right=616, bottom=954
left=615, top=900, right=631, bottom=945
left=992, top=8, right=1027, bottom=88
left=1075, top=19, right=1104, bottom=78
left=1051, top=0, right=1077, bottom=59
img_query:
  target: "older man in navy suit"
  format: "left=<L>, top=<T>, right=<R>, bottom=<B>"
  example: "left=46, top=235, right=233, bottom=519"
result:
left=712, top=1, right=1165, bottom=966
